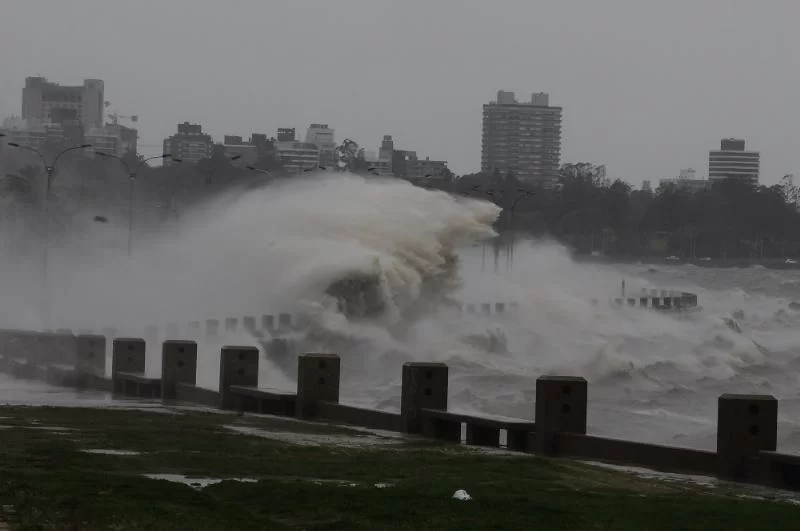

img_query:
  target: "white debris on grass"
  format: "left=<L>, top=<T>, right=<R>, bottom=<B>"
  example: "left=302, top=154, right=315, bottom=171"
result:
left=452, top=489, right=472, bottom=501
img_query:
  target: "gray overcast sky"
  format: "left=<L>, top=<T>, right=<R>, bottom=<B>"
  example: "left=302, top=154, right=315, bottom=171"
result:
left=2, top=0, right=798, bottom=184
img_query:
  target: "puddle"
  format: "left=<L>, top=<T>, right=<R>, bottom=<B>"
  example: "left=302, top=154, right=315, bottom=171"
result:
left=334, top=425, right=409, bottom=440
left=582, top=461, right=720, bottom=489
left=144, top=474, right=257, bottom=490
left=582, top=461, right=800, bottom=505
left=224, top=425, right=403, bottom=448
left=81, top=449, right=141, bottom=456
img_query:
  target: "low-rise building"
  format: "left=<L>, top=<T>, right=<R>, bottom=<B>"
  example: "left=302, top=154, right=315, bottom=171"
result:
left=163, top=122, right=214, bottom=165
left=276, top=141, right=319, bottom=173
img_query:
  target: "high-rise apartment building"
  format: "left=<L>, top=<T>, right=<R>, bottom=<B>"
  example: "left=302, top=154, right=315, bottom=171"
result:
left=22, top=77, right=104, bottom=129
left=708, top=138, right=759, bottom=183
left=481, top=90, right=562, bottom=183
left=162, top=122, right=214, bottom=165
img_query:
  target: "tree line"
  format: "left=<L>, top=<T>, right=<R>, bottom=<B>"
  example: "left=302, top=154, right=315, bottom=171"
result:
left=3, top=143, right=800, bottom=260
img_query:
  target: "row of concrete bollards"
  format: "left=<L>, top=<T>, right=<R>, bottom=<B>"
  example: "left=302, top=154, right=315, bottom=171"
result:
left=2, top=325, right=791, bottom=492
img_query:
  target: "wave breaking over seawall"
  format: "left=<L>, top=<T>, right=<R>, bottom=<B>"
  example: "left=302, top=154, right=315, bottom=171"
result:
left=0, top=172, right=501, bottom=330
left=4, top=171, right=800, bottom=454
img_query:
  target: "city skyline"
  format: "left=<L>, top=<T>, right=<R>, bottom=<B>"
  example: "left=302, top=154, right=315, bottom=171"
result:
left=2, top=1, right=799, bottom=184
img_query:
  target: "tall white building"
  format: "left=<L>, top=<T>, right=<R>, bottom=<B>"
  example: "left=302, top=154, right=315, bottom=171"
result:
left=708, top=138, right=759, bottom=183
left=481, top=90, right=562, bottom=183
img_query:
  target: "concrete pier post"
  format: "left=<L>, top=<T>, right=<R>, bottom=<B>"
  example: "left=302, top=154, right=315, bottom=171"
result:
left=262, top=315, right=275, bottom=332
left=188, top=321, right=201, bottom=338
left=219, top=346, right=259, bottom=409
left=111, top=338, right=146, bottom=394
left=278, top=313, right=292, bottom=331
left=243, top=316, right=256, bottom=333
left=401, top=362, right=448, bottom=434
left=717, top=394, right=778, bottom=480
left=161, top=340, right=198, bottom=400
left=534, top=376, right=588, bottom=455
left=296, top=353, right=341, bottom=419
left=225, top=318, right=238, bottom=332
left=481, top=303, right=492, bottom=315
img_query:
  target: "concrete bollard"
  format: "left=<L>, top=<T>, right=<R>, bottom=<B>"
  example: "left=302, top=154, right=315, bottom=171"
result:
left=650, top=297, right=661, bottom=309
left=627, top=298, right=636, bottom=307
left=166, top=322, right=180, bottom=338
left=278, top=313, right=292, bottom=331
left=205, top=319, right=219, bottom=338
left=481, top=303, right=492, bottom=315
left=112, top=338, right=146, bottom=375
left=639, top=297, right=649, bottom=308
left=219, top=346, right=259, bottom=409
left=243, top=316, right=256, bottom=333
left=111, top=338, right=146, bottom=394
left=161, top=340, right=198, bottom=400
left=717, top=394, right=778, bottom=480
left=662, top=297, right=673, bottom=309
left=262, top=315, right=275, bottom=332
left=534, top=376, right=588, bottom=455
left=495, top=302, right=505, bottom=315
left=76, top=334, right=105, bottom=376
left=297, top=353, right=341, bottom=419
left=225, top=318, right=238, bottom=332
left=401, top=362, right=449, bottom=434
left=188, top=321, right=201, bottom=338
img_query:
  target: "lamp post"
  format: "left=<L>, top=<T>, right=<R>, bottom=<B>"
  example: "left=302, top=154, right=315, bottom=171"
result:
left=7, top=142, right=92, bottom=326
left=467, top=186, right=535, bottom=273
left=95, top=152, right=172, bottom=255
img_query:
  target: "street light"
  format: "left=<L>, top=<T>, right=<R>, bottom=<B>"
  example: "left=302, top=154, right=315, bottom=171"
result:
left=95, top=152, right=172, bottom=256
left=6, top=142, right=92, bottom=327
left=8, top=143, right=92, bottom=199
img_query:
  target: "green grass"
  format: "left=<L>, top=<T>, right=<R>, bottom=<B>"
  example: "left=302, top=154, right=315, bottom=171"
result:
left=0, top=406, right=797, bottom=530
